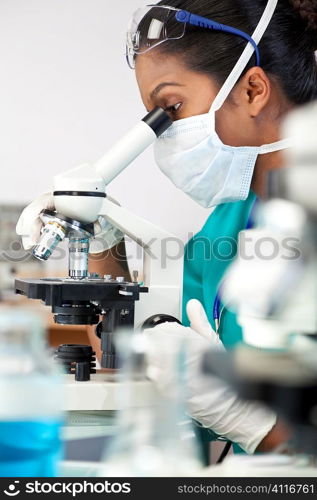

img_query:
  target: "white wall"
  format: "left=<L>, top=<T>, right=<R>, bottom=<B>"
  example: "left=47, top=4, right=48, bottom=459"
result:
left=0, top=0, right=208, bottom=244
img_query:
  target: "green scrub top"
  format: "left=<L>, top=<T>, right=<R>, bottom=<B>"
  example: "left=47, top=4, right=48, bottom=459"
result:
left=182, top=190, right=257, bottom=455
left=183, top=190, right=257, bottom=344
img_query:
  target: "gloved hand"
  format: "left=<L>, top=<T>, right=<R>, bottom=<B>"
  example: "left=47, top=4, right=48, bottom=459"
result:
left=16, top=192, right=124, bottom=253
left=144, top=299, right=277, bottom=455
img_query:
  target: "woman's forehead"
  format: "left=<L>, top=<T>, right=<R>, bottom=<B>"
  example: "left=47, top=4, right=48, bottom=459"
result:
left=135, top=52, right=218, bottom=101
left=136, top=52, right=188, bottom=82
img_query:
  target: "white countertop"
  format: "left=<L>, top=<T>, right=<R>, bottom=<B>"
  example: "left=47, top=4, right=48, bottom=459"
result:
left=63, top=373, right=156, bottom=411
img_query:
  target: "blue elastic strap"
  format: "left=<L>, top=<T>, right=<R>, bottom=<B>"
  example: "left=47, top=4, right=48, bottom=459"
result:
left=175, top=10, right=261, bottom=67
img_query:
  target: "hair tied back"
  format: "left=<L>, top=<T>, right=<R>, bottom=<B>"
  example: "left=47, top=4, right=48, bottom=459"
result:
left=289, top=0, right=317, bottom=48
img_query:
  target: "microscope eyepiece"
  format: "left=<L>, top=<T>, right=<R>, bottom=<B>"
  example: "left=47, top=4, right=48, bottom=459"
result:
left=142, top=107, right=173, bottom=137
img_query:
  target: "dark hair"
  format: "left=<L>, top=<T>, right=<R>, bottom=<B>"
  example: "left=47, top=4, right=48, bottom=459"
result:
left=138, top=0, right=317, bottom=105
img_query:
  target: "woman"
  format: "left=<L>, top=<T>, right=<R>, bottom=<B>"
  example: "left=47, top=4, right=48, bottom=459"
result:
left=17, top=0, right=317, bottom=457
left=128, top=0, right=317, bottom=350
left=124, top=0, right=317, bottom=455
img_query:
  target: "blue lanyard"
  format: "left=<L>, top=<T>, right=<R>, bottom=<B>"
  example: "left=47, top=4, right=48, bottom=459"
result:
left=213, top=198, right=258, bottom=332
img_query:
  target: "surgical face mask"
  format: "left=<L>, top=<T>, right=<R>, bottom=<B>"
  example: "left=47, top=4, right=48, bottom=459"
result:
left=154, top=0, right=292, bottom=208
left=154, top=111, right=291, bottom=208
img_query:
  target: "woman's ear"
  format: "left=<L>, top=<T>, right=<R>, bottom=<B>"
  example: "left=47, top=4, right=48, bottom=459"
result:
left=240, top=67, right=271, bottom=117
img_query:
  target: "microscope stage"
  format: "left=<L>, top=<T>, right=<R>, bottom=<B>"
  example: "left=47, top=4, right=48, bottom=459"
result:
left=15, top=278, right=147, bottom=306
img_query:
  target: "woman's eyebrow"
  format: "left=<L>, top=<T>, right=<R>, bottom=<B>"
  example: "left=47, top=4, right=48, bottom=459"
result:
left=150, top=82, right=185, bottom=99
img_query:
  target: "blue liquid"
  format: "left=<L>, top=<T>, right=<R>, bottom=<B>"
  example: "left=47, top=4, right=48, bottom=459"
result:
left=0, top=420, right=63, bottom=477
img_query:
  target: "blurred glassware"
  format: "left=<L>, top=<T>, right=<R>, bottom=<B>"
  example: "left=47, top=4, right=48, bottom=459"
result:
left=0, top=308, right=64, bottom=477
left=100, top=330, right=203, bottom=477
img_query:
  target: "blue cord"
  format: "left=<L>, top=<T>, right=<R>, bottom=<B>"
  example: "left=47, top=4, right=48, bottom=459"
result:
left=213, top=293, right=222, bottom=332
left=175, top=10, right=261, bottom=67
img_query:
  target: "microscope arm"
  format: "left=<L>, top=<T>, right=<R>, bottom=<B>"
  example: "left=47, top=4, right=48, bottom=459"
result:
left=99, top=197, right=184, bottom=328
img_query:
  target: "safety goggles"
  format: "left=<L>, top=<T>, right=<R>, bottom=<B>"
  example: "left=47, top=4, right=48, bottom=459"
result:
left=126, top=4, right=260, bottom=70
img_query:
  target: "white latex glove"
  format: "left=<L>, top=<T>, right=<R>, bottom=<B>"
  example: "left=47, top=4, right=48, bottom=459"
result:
left=16, top=192, right=124, bottom=253
left=144, top=299, right=277, bottom=455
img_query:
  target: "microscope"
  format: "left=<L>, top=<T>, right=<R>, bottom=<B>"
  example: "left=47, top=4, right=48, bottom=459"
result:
left=15, top=107, right=184, bottom=381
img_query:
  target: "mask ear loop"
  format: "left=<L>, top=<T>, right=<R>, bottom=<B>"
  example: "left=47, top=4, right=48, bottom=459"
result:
left=258, top=138, right=293, bottom=154
left=209, top=0, right=279, bottom=115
